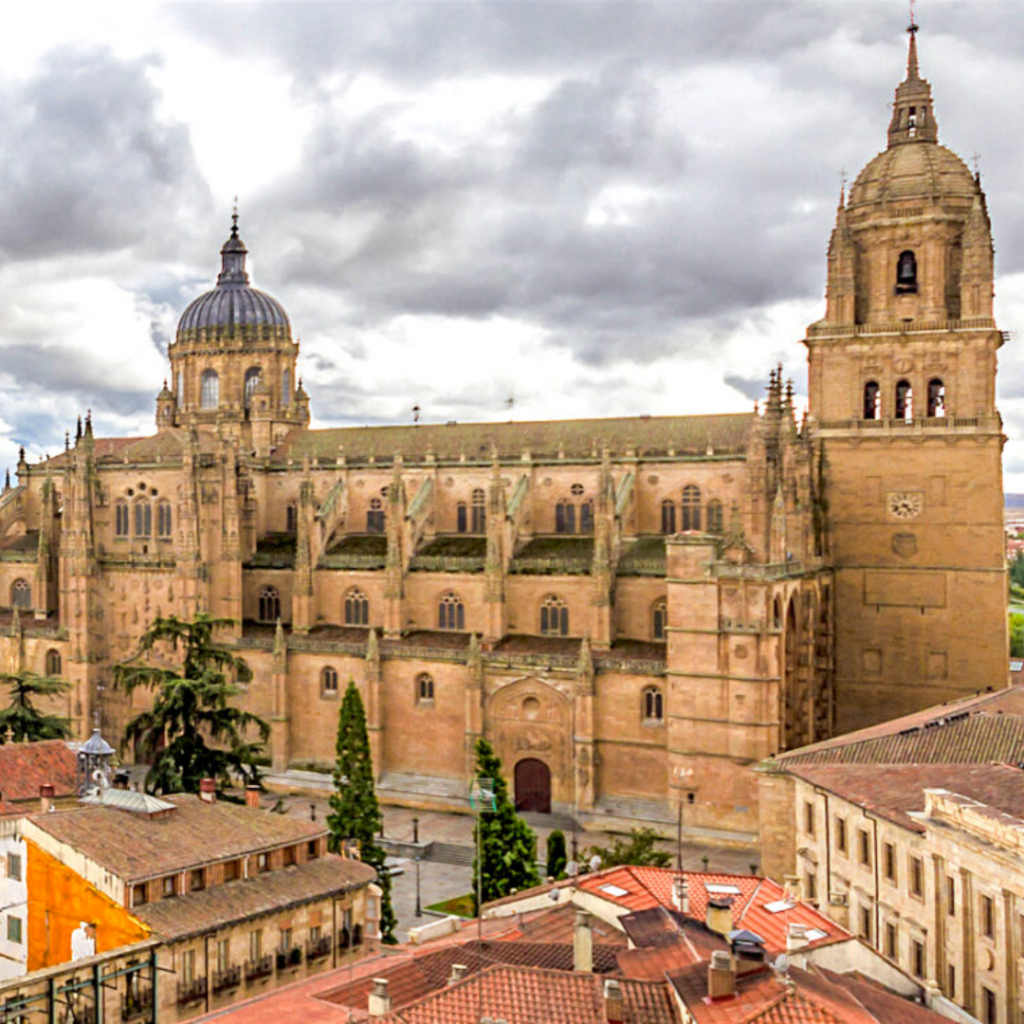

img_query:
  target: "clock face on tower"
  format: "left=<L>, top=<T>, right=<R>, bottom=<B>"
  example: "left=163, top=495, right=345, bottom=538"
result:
left=887, top=491, right=923, bottom=519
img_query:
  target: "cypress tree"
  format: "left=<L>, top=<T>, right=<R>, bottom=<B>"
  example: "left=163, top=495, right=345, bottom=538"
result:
left=471, top=738, right=539, bottom=912
left=327, top=680, right=397, bottom=944
left=546, top=829, right=568, bottom=880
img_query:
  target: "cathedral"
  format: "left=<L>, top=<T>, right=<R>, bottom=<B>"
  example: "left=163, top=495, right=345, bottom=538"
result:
left=0, top=25, right=1007, bottom=845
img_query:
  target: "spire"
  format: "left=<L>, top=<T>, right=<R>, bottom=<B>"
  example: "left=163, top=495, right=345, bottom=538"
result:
left=217, top=202, right=250, bottom=286
left=888, top=17, right=937, bottom=147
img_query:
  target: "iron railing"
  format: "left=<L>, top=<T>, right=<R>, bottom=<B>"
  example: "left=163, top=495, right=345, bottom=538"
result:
left=176, top=977, right=208, bottom=1005
left=212, top=966, right=241, bottom=992
left=244, top=955, right=273, bottom=981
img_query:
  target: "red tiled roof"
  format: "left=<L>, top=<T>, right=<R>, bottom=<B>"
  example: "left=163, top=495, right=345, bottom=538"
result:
left=379, top=965, right=678, bottom=1024
left=514, top=904, right=628, bottom=947
left=0, top=740, right=78, bottom=804
left=784, top=763, right=1024, bottom=831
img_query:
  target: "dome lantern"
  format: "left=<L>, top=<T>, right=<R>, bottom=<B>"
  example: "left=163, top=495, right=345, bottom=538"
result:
left=887, top=19, right=937, bottom=147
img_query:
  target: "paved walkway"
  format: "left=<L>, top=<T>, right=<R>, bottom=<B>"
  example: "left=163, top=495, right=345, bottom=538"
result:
left=266, top=794, right=760, bottom=943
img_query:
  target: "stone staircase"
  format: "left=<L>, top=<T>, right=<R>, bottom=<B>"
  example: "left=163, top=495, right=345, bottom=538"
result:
left=425, top=841, right=476, bottom=867
left=590, top=796, right=675, bottom=825
left=520, top=810, right=579, bottom=833
left=376, top=772, right=470, bottom=811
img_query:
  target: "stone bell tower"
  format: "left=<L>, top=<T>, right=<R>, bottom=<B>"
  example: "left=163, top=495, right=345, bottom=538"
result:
left=804, top=20, right=1007, bottom=731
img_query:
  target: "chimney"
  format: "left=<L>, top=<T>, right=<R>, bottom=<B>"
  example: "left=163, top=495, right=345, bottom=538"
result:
left=448, top=963, right=468, bottom=985
left=672, top=875, right=690, bottom=915
left=574, top=910, right=593, bottom=973
left=199, top=778, right=217, bottom=804
left=603, top=979, right=625, bottom=1024
left=40, top=783, right=55, bottom=814
left=245, top=785, right=261, bottom=810
left=786, top=923, right=809, bottom=968
left=707, top=950, right=737, bottom=1001
left=367, top=978, right=391, bottom=1017
left=706, top=896, right=734, bottom=936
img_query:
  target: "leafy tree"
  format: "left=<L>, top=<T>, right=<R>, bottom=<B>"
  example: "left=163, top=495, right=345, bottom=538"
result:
left=546, top=829, right=568, bottom=880
left=1011, top=612, right=1024, bottom=658
left=326, top=680, right=396, bottom=944
left=0, top=671, right=71, bottom=743
left=114, top=614, right=268, bottom=794
left=585, top=827, right=672, bottom=870
left=1011, top=551, right=1024, bottom=590
left=471, top=738, right=539, bottom=912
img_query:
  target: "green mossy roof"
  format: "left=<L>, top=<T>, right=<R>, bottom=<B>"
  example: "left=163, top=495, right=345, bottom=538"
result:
left=416, top=536, right=488, bottom=557
left=325, top=534, right=388, bottom=556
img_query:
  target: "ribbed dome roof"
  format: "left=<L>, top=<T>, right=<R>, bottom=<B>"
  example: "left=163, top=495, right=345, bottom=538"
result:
left=177, top=215, right=290, bottom=336
left=847, top=142, right=976, bottom=209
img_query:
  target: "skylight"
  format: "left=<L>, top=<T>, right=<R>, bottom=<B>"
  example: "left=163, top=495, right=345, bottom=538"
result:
left=706, top=884, right=742, bottom=895
left=764, top=899, right=795, bottom=913
left=599, top=884, right=630, bottom=898
left=805, top=928, right=828, bottom=941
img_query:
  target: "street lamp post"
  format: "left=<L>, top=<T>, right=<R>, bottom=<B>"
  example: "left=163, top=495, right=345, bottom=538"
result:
left=414, top=857, right=422, bottom=918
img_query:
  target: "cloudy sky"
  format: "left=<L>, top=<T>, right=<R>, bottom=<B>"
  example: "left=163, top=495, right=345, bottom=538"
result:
left=3, top=1, right=1024, bottom=487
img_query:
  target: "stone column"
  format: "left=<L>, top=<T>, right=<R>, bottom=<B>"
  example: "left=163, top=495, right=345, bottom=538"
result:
left=960, top=868, right=975, bottom=1015
left=364, top=629, right=383, bottom=781
left=573, top=638, right=596, bottom=812
left=270, top=619, right=290, bottom=771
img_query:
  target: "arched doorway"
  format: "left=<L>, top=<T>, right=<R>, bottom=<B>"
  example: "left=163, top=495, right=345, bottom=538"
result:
left=514, top=758, right=552, bottom=814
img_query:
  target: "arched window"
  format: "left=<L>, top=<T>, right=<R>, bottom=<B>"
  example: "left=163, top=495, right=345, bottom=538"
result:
left=927, top=378, right=945, bottom=418
left=471, top=489, right=486, bottom=533
left=556, top=500, right=576, bottom=534
left=134, top=500, right=152, bottom=537
left=243, top=367, right=262, bottom=408
left=438, top=592, right=465, bottom=631
left=773, top=596, right=783, bottom=630
left=321, top=666, right=339, bottom=695
left=258, top=586, right=281, bottom=623
left=895, top=380, right=913, bottom=422
left=282, top=369, right=291, bottom=407
left=45, top=649, right=62, bottom=676
left=539, top=595, right=569, bottom=637
left=115, top=501, right=130, bottom=537
left=344, top=588, right=368, bottom=626
left=706, top=500, right=724, bottom=535
left=367, top=498, right=385, bottom=534
left=896, top=250, right=918, bottom=293
left=863, top=381, right=881, bottom=420
left=157, top=501, right=172, bottom=538
left=456, top=502, right=468, bottom=533
left=652, top=599, right=667, bottom=641
left=286, top=503, right=298, bottom=534
left=579, top=501, right=594, bottom=534
left=643, top=687, right=664, bottom=722
left=661, top=500, right=676, bottom=535
left=200, top=370, right=219, bottom=409
left=11, top=579, right=31, bottom=609
left=681, top=486, right=701, bottom=531
left=416, top=673, right=435, bottom=703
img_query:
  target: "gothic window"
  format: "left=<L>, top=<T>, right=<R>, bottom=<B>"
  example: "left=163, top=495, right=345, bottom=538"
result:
left=321, top=666, right=338, bottom=695
left=258, top=586, right=281, bottom=624
left=556, top=500, right=576, bottom=534
left=134, top=500, right=152, bottom=537
left=579, top=501, right=594, bottom=534
left=45, top=649, right=62, bottom=676
left=417, top=673, right=435, bottom=703
left=282, top=369, right=291, bottom=407
left=895, top=380, right=913, bottom=422
left=661, top=500, right=676, bottom=534
left=773, top=596, right=783, bottom=630
left=927, top=378, right=946, bottom=418
left=652, top=599, right=668, bottom=641
left=11, top=579, right=31, bottom=609
left=471, top=488, right=486, bottom=533
left=200, top=370, right=220, bottom=409
left=706, top=499, right=724, bottom=535
left=366, top=498, right=385, bottom=533
left=539, top=595, right=569, bottom=637
left=896, top=250, right=918, bottom=293
left=243, top=367, right=262, bottom=408
left=643, top=686, right=664, bottom=722
left=115, top=501, right=130, bottom=537
left=344, top=588, right=368, bottom=626
left=681, top=485, right=701, bottom=531
left=157, top=501, right=172, bottom=538
left=438, top=592, right=465, bottom=631
left=456, top=502, right=468, bottom=533
left=286, top=503, right=298, bottom=534
left=863, top=381, right=881, bottom=420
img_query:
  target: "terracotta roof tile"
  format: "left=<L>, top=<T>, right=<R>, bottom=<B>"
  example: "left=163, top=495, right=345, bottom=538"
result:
left=28, top=793, right=327, bottom=881
left=0, top=740, right=78, bottom=804
left=515, top=904, right=628, bottom=947
left=134, top=856, right=376, bottom=941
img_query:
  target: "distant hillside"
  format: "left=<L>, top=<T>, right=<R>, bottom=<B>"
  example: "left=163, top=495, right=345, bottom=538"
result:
left=1007, top=495, right=1024, bottom=508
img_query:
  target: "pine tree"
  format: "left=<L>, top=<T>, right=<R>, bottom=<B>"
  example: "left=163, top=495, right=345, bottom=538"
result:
left=114, top=613, right=269, bottom=794
left=327, top=680, right=397, bottom=944
left=0, top=671, right=71, bottom=743
left=546, top=829, right=568, bottom=880
left=471, top=738, right=539, bottom=912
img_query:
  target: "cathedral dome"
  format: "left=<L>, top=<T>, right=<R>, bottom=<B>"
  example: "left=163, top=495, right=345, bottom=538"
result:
left=847, top=142, right=976, bottom=210
left=177, top=215, right=290, bottom=337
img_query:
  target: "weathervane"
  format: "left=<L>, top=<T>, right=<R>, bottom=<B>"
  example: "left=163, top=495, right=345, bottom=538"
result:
left=412, top=404, right=421, bottom=423
left=908, top=0, right=918, bottom=32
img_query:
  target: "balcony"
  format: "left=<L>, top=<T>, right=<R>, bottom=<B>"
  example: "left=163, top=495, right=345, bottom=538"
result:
left=120, top=987, right=152, bottom=1022
left=176, top=977, right=208, bottom=1005
left=306, top=935, right=333, bottom=961
left=212, top=966, right=241, bottom=993
left=244, top=955, right=273, bottom=982
left=276, top=946, right=303, bottom=970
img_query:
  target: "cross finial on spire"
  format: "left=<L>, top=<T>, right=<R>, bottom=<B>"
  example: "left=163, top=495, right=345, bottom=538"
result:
left=906, top=2, right=920, bottom=79
left=231, top=196, right=239, bottom=238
